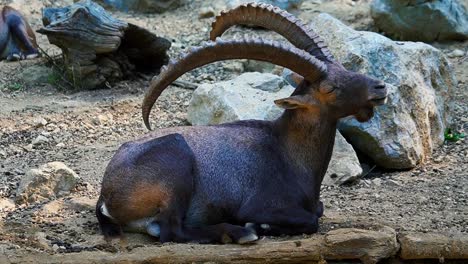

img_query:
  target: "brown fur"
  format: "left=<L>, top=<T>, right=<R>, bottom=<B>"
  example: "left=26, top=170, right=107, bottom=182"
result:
left=110, top=183, right=171, bottom=224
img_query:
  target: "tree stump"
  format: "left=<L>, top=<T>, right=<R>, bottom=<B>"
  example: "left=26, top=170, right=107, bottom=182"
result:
left=38, top=0, right=171, bottom=89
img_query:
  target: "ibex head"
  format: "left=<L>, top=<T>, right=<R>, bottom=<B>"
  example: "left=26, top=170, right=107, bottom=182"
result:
left=276, top=62, right=387, bottom=122
left=142, top=3, right=387, bottom=129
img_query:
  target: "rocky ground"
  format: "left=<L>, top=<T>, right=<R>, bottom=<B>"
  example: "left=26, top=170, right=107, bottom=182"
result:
left=0, top=0, right=466, bottom=261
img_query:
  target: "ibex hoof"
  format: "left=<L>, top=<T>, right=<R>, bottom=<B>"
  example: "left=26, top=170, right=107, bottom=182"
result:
left=237, top=233, right=258, bottom=244
left=245, top=222, right=256, bottom=229
left=146, top=222, right=161, bottom=237
left=26, top=53, right=39, bottom=60
left=6, top=53, right=21, bottom=61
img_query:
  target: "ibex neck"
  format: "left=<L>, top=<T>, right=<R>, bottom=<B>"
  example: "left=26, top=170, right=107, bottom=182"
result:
left=273, top=109, right=337, bottom=188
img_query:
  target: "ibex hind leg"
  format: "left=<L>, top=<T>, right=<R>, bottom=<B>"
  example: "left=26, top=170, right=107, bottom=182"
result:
left=316, top=201, right=324, bottom=218
left=124, top=218, right=161, bottom=238
left=156, top=215, right=258, bottom=244
left=240, top=207, right=319, bottom=237
left=96, top=196, right=122, bottom=240
left=7, top=13, right=38, bottom=57
left=179, top=223, right=258, bottom=244
left=4, top=38, right=22, bottom=61
left=245, top=201, right=324, bottom=236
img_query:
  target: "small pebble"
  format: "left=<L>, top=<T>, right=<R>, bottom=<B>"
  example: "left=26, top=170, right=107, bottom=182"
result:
left=447, top=49, right=465, bottom=58
left=32, top=135, right=49, bottom=145
left=199, top=7, right=215, bottom=18
left=33, top=117, right=48, bottom=127
left=52, top=244, right=59, bottom=251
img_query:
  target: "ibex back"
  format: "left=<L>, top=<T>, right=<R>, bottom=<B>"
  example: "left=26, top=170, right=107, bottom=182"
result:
left=97, top=3, right=388, bottom=244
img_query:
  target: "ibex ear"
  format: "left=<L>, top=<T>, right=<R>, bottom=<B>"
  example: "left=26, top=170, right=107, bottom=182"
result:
left=274, top=95, right=318, bottom=109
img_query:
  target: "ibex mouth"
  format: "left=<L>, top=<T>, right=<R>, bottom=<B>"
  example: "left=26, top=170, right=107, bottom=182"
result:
left=370, top=97, right=387, bottom=106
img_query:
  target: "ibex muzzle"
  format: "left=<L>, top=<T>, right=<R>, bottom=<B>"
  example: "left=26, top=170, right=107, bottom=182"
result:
left=97, top=3, right=387, bottom=244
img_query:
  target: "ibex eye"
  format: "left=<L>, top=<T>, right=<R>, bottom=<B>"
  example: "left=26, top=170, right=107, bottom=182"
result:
left=320, top=85, right=335, bottom=94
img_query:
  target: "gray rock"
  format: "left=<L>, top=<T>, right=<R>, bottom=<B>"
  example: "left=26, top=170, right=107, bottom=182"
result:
left=101, top=0, right=184, bottom=13
left=32, top=117, right=48, bottom=128
left=223, top=61, right=245, bottom=73
left=308, top=13, right=455, bottom=169
left=92, top=113, right=113, bottom=126
left=188, top=72, right=362, bottom=185
left=324, top=132, right=363, bottom=186
left=33, top=232, right=52, bottom=251
left=0, top=198, right=15, bottom=211
left=447, top=49, right=465, bottom=58
left=52, top=244, right=60, bottom=252
left=372, top=178, right=383, bottom=187
left=188, top=72, right=293, bottom=124
left=32, top=135, right=49, bottom=145
left=16, top=162, right=80, bottom=204
left=371, top=0, right=468, bottom=42
left=226, top=0, right=303, bottom=10
left=243, top=60, right=276, bottom=73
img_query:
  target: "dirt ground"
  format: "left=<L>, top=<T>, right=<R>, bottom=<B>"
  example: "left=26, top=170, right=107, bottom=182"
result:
left=0, top=0, right=466, bottom=259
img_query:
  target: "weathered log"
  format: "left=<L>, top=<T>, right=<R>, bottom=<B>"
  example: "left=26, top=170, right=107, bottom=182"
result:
left=399, top=232, right=468, bottom=260
left=38, top=0, right=171, bottom=89
left=6, top=226, right=399, bottom=264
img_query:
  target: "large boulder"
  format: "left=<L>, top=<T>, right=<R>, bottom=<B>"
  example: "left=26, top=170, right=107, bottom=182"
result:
left=371, top=0, right=468, bottom=42
left=188, top=72, right=362, bottom=185
left=16, top=162, right=80, bottom=204
left=306, top=13, right=455, bottom=169
left=101, top=0, right=184, bottom=13
left=188, top=72, right=292, bottom=124
left=226, top=0, right=303, bottom=10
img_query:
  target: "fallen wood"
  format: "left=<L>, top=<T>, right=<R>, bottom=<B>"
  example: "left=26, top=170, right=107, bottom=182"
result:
left=7, top=226, right=398, bottom=264
left=37, top=0, right=171, bottom=89
left=172, top=80, right=199, bottom=90
left=399, top=232, right=468, bottom=260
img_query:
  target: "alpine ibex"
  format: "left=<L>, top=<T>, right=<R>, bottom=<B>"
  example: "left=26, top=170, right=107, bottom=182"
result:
left=0, top=6, right=39, bottom=61
left=96, top=3, right=387, bottom=244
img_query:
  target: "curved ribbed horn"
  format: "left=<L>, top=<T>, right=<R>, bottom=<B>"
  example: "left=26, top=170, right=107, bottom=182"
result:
left=210, top=2, right=334, bottom=62
left=142, top=38, right=327, bottom=130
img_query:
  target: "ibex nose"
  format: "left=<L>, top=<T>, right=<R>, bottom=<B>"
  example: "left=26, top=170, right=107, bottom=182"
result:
left=374, top=82, right=386, bottom=90
left=368, top=81, right=388, bottom=106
